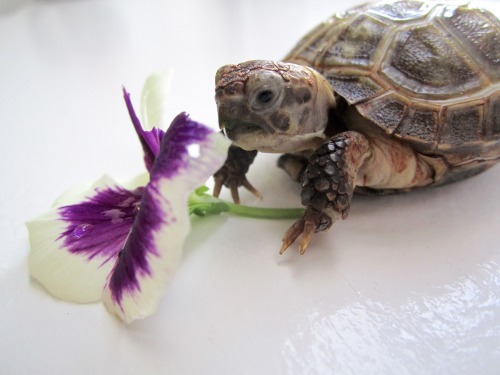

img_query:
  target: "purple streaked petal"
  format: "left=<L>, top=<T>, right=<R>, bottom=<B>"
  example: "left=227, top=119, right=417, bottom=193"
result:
left=123, top=87, right=165, bottom=171
left=58, top=185, right=143, bottom=265
left=153, top=112, right=212, bottom=178
left=28, top=175, right=144, bottom=303
left=104, top=183, right=165, bottom=304
left=102, top=114, right=230, bottom=322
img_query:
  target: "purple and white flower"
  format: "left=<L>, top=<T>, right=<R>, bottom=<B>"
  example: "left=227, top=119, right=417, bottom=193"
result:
left=27, top=74, right=230, bottom=323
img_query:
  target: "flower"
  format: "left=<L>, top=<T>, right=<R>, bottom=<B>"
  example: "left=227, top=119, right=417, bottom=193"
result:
left=27, top=73, right=230, bottom=323
left=27, top=73, right=304, bottom=324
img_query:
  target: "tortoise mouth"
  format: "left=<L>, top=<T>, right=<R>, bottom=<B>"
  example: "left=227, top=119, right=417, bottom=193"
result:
left=220, top=117, right=271, bottom=141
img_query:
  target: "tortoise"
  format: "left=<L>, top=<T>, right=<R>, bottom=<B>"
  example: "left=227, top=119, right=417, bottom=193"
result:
left=213, top=0, right=500, bottom=254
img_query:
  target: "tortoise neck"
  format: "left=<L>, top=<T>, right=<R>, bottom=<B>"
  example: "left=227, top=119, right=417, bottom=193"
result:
left=324, top=94, right=349, bottom=137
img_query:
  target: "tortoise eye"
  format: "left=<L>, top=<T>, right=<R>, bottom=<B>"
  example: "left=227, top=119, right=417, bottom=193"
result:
left=257, top=90, right=274, bottom=104
left=247, top=70, right=284, bottom=111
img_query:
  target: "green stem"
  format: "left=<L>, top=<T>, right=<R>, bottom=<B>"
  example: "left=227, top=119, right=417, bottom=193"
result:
left=188, top=186, right=304, bottom=220
left=225, top=202, right=304, bottom=219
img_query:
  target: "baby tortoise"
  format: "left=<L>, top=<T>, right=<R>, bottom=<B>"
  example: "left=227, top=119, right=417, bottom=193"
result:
left=213, top=0, right=500, bottom=254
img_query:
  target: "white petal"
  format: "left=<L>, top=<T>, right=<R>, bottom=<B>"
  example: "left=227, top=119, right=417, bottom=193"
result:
left=28, top=211, right=113, bottom=303
left=140, top=70, right=174, bottom=130
left=28, top=175, right=144, bottom=303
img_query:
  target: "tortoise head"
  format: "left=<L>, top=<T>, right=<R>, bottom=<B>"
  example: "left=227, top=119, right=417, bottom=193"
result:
left=215, top=60, right=335, bottom=153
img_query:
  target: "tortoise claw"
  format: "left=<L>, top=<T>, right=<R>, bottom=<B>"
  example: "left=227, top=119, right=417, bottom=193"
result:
left=213, top=174, right=224, bottom=198
left=212, top=146, right=259, bottom=203
left=279, top=217, right=305, bottom=254
left=229, top=178, right=263, bottom=204
left=230, top=185, right=240, bottom=204
left=299, top=218, right=317, bottom=254
left=242, top=177, right=262, bottom=200
left=213, top=172, right=261, bottom=204
left=279, top=208, right=333, bottom=254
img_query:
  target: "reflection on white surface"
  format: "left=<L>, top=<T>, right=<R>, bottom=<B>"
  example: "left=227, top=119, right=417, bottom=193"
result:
left=1, top=0, right=499, bottom=374
left=283, top=260, right=500, bottom=374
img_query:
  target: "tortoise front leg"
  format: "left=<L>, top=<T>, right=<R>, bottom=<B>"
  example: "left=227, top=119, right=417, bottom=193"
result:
left=280, top=131, right=370, bottom=254
left=277, top=153, right=309, bottom=182
left=213, top=145, right=260, bottom=204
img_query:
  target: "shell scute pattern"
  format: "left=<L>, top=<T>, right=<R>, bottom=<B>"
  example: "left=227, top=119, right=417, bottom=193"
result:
left=394, top=108, right=439, bottom=146
left=321, top=15, right=390, bottom=68
left=439, top=6, right=500, bottom=77
left=383, top=24, right=483, bottom=96
left=367, top=0, right=433, bottom=21
left=485, top=94, right=500, bottom=139
left=325, top=74, right=384, bottom=104
left=440, top=102, right=484, bottom=147
left=356, top=93, right=409, bottom=133
left=285, top=0, right=500, bottom=152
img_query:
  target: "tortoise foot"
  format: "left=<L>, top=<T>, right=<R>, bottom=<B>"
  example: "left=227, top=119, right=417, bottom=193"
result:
left=279, top=208, right=332, bottom=255
left=213, top=170, right=261, bottom=204
left=213, top=145, right=259, bottom=204
left=280, top=132, right=370, bottom=254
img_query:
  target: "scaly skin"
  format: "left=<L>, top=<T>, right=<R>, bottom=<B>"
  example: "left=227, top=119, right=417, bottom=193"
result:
left=280, top=131, right=370, bottom=254
left=213, top=145, right=259, bottom=204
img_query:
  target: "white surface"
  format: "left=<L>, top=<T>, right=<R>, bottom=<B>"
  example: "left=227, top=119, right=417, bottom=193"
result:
left=1, top=0, right=499, bottom=374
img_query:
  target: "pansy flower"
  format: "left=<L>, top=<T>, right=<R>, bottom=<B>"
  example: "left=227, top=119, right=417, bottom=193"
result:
left=27, top=73, right=230, bottom=323
left=27, top=73, right=303, bottom=323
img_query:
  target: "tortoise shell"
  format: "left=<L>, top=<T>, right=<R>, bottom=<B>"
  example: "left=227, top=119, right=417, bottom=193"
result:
left=285, top=0, right=500, bottom=155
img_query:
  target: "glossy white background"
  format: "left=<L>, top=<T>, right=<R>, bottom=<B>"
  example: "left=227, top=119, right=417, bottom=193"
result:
left=1, top=0, right=499, bottom=374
